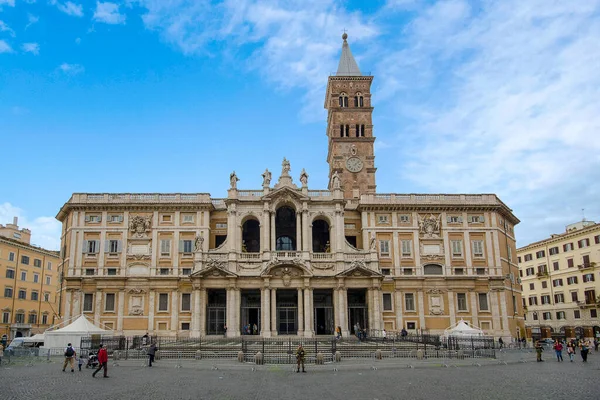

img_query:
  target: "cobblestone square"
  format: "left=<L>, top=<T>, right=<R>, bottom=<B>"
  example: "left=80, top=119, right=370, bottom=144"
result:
left=2, top=350, right=599, bottom=400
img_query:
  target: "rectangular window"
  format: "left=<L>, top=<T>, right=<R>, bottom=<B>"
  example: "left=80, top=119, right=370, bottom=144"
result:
left=567, top=258, right=574, bottom=268
left=532, top=312, right=538, bottom=320
left=4, top=287, right=13, bottom=298
left=46, top=276, right=51, bottom=285
left=403, top=268, right=413, bottom=276
left=33, top=259, right=41, bottom=268
left=524, top=254, right=533, bottom=262
left=472, top=240, right=484, bottom=258
left=5, top=269, right=14, bottom=279
left=85, top=269, right=95, bottom=276
left=382, top=293, right=393, bottom=311
left=33, top=274, right=39, bottom=283
left=379, top=240, right=390, bottom=256
left=578, top=238, right=590, bottom=248
left=158, top=293, right=169, bottom=311
left=563, top=243, right=573, bottom=252
left=536, top=250, right=545, bottom=259
left=86, top=215, right=101, bottom=223
left=83, top=293, right=94, bottom=312
left=454, top=268, right=464, bottom=275
left=591, top=309, right=598, bottom=318
left=86, top=240, right=98, bottom=254
left=47, top=261, right=52, bottom=270
left=451, top=240, right=463, bottom=257
left=542, top=281, right=548, bottom=289
left=583, top=273, right=595, bottom=283
left=181, top=268, right=192, bottom=276
left=457, top=293, right=468, bottom=311
left=399, top=215, right=410, bottom=223
left=107, top=268, right=117, bottom=276
left=21, top=255, right=30, bottom=265
left=181, top=293, right=191, bottom=311
left=181, top=322, right=190, bottom=330
left=582, top=254, right=591, bottom=267
left=105, top=293, right=115, bottom=311
left=595, top=235, right=600, bottom=245
left=215, top=223, right=227, bottom=229
left=381, top=268, right=391, bottom=276
left=556, top=311, right=565, bottom=320
left=183, top=214, right=194, bottom=223
left=571, top=291, right=579, bottom=302
left=377, top=215, right=389, bottom=224
left=584, top=289, right=596, bottom=304
left=541, top=295, right=551, bottom=305
left=28, top=314, right=37, bottom=324
left=406, top=322, right=416, bottom=330
left=526, top=267, right=534, bottom=276
left=574, top=310, right=581, bottom=319
left=508, top=246, right=512, bottom=262
left=529, top=283, right=535, bottom=290
left=528, top=296, right=538, bottom=306
left=180, top=240, right=193, bottom=253
left=42, top=314, right=48, bottom=325
left=549, top=247, right=559, bottom=255
left=543, top=312, right=552, bottom=320
left=478, top=293, right=489, bottom=311
left=20, top=271, right=26, bottom=281
left=553, top=261, right=559, bottom=271
left=160, top=239, right=171, bottom=255
left=447, top=215, right=462, bottom=223
left=161, top=215, right=172, bottom=223
left=18, top=289, right=26, bottom=299
left=401, top=240, right=412, bottom=257
left=552, top=279, right=563, bottom=287
left=404, top=293, right=415, bottom=311
left=567, top=276, right=578, bottom=285
left=15, top=313, right=24, bottom=323
left=2, top=312, right=9, bottom=324
left=44, top=293, right=50, bottom=302
left=554, top=293, right=564, bottom=303
left=518, top=256, right=522, bottom=263
left=469, top=215, right=484, bottom=223
left=108, top=240, right=120, bottom=253
left=9, top=252, right=15, bottom=261
left=109, top=214, right=123, bottom=223
left=31, top=291, right=38, bottom=301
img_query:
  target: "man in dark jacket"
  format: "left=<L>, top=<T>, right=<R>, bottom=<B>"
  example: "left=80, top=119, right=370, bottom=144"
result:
left=295, top=344, right=306, bottom=373
left=92, top=344, right=109, bottom=378
left=147, top=343, right=157, bottom=367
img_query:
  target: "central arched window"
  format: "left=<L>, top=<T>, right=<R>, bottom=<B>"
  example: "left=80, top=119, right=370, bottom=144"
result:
left=277, top=236, right=295, bottom=251
left=312, top=219, right=331, bottom=252
left=339, top=92, right=348, bottom=108
left=242, top=219, right=260, bottom=252
left=354, top=93, right=364, bottom=107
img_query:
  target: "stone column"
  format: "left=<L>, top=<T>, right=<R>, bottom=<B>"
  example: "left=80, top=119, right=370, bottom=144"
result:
left=333, top=288, right=340, bottom=331
left=148, top=291, right=155, bottom=332
left=417, top=291, right=426, bottom=330
left=304, top=288, right=313, bottom=337
left=339, top=287, right=348, bottom=336
left=262, top=287, right=271, bottom=337
left=447, top=291, right=456, bottom=326
left=470, top=291, right=479, bottom=327
left=226, top=288, right=235, bottom=337
left=296, top=213, right=302, bottom=252
left=117, top=290, right=125, bottom=333
left=302, top=208, right=309, bottom=253
left=171, top=290, right=179, bottom=332
left=367, top=288, right=374, bottom=329
left=198, top=289, right=207, bottom=336
left=395, top=291, right=403, bottom=331
left=262, top=206, right=270, bottom=253
left=271, top=288, right=277, bottom=336
left=72, top=290, right=81, bottom=317
left=372, top=287, right=381, bottom=331
left=64, top=290, right=72, bottom=322
left=271, top=212, right=276, bottom=251
left=297, top=288, right=304, bottom=335
left=191, top=288, right=200, bottom=336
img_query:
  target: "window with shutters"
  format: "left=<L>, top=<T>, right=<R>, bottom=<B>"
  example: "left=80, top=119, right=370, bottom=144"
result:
left=83, top=293, right=93, bottom=312
left=181, top=293, right=191, bottom=311
left=180, top=240, right=193, bottom=253
left=526, top=267, right=534, bottom=276
left=44, top=292, right=50, bottom=302
left=85, top=214, right=101, bottom=223
left=399, top=215, right=410, bottom=223
left=524, top=254, right=533, bottom=262
left=478, top=293, right=489, bottom=311
left=567, top=258, right=574, bottom=268
left=451, top=240, right=463, bottom=257
left=33, top=274, right=39, bottom=283
left=107, top=239, right=121, bottom=253
left=536, top=250, right=545, bottom=259
left=85, top=240, right=99, bottom=254
left=574, top=309, right=581, bottom=319
left=529, top=283, right=535, bottom=290
left=9, top=252, right=15, bottom=261
left=401, top=240, right=412, bottom=257
left=457, top=293, right=468, bottom=311
left=541, top=295, right=551, bottom=304
left=552, top=279, right=563, bottom=287
left=2, top=312, right=9, bottom=323
left=33, top=259, right=41, bottom=268
left=563, top=243, right=573, bottom=252
left=447, top=215, right=462, bottom=224
left=578, top=238, right=590, bottom=248
left=28, top=313, right=37, bottom=324
left=404, top=293, right=415, bottom=311
left=582, top=254, right=591, bottom=267
left=554, top=293, right=564, bottom=303
left=21, top=271, right=26, bottom=281
left=382, top=293, right=393, bottom=311
left=556, top=311, right=566, bottom=320
left=108, top=215, right=123, bottom=223
left=47, top=261, right=52, bottom=270
left=549, top=246, right=559, bottom=255
left=160, top=239, right=171, bottom=256
left=567, top=276, right=578, bottom=285
left=379, top=240, right=390, bottom=257
left=15, top=312, right=24, bottom=323
left=469, top=215, right=484, bottom=223
left=543, top=312, right=551, bottom=320
left=105, top=293, right=115, bottom=312
left=595, top=235, right=600, bottom=244
left=553, top=261, right=559, bottom=271
left=472, top=240, right=484, bottom=258
left=158, top=293, right=169, bottom=311
left=583, top=273, right=595, bottom=283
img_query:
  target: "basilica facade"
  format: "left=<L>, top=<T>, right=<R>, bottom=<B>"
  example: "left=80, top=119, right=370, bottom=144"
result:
left=56, top=35, right=523, bottom=340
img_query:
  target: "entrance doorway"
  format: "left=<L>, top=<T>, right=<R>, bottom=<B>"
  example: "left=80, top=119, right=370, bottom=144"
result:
left=347, top=289, right=368, bottom=334
left=206, top=289, right=227, bottom=335
left=276, top=290, right=298, bottom=335
left=240, top=289, right=261, bottom=335
left=313, top=289, right=334, bottom=335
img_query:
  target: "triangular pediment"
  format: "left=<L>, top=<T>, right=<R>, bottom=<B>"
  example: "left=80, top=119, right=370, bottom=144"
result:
left=190, top=259, right=238, bottom=278
left=336, top=260, right=382, bottom=278
left=263, top=186, right=309, bottom=202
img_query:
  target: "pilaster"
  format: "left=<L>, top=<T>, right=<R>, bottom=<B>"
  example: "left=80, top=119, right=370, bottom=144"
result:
left=470, top=291, right=479, bottom=327
left=297, top=288, right=304, bottom=335
left=447, top=290, right=456, bottom=326
left=417, top=291, right=425, bottom=330
left=171, top=290, right=179, bottom=332
left=271, top=288, right=277, bottom=336
left=148, top=291, right=155, bottom=332
left=117, top=290, right=125, bottom=333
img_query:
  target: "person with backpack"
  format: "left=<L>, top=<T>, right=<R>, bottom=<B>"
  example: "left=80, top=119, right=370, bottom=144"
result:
left=566, top=340, right=576, bottom=362
left=147, top=343, right=157, bottom=367
left=92, top=344, right=109, bottom=378
left=62, top=343, right=76, bottom=372
left=580, top=339, right=590, bottom=362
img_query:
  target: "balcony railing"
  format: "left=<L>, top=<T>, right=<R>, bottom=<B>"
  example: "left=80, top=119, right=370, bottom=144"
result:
left=578, top=263, right=596, bottom=270
left=239, top=253, right=261, bottom=260
left=71, top=193, right=212, bottom=204
left=536, top=271, right=549, bottom=278
left=311, top=253, right=334, bottom=260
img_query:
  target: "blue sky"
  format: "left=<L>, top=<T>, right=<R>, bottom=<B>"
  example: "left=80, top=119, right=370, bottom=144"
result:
left=1, top=0, right=599, bottom=250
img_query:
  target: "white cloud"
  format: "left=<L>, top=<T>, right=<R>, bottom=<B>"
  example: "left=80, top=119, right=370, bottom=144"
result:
left=0, top=203, right=61, bottom=251
left=373, top=0, right=600, bottom=245
left=51, top=1, right=84, bottom=17
left=0, top=20, right=14, bottom=36
left=25, top=13, right=39, bottom=30
left=0, top=0, right=15, bottom=8
left=58, top=62, right=84, bottom=75
left=22, top=42, right=39, bottom=54
left=93, top=1, right=126, bottom=24
left=0, top=39, right=12, bottom=53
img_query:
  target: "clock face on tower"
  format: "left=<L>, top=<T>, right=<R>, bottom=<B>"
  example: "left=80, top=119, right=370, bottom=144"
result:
left=346, top=157, right=364, bottom=173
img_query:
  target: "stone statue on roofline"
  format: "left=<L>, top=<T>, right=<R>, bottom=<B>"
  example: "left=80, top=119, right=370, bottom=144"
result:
left=230, top=171, right=239, bottom=189
left=281, top=157, right=291, bottom=176
left=300, top=168, right=309, bottom=187
left=262, top=168, right=272, bottom=186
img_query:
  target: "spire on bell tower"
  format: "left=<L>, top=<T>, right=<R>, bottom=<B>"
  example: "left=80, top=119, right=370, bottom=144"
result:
left=324, top=33, right=377, bottom=199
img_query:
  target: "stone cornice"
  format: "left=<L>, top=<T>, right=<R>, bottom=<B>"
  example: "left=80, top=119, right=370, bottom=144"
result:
left=517, top=223, right=600, bottom=252
left=0, top=236, right=60, bottom=258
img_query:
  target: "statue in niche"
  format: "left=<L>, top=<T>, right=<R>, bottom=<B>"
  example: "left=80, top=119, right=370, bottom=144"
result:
left=299, top=168, right=309, bottom=187
left=262, top=168, right=272, bottom=186
left=194, top=234, right=204, bottom=253
left=331, top=171, right=341, bottom=189
left=230, top=171, right=239, bottom=189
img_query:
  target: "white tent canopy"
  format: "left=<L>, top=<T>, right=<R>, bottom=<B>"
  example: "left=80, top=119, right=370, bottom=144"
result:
left=42, top=315, right=112, bottom=350
left=444, top=319, right=485, bottom=337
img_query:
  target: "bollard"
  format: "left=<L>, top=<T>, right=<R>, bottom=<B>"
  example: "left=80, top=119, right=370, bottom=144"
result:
left=254, top=351, right=263, bottom=365
left=316, top=352, right=324, bottom=365
left=335, top=351, right=342, bottom=362
left=375, top=349, right=382, bottom=360
left=238, top=351, right=244, bottom=363
left=195, top=350, right=202, bottom=360
left=416, top=349, right=424, bottom=360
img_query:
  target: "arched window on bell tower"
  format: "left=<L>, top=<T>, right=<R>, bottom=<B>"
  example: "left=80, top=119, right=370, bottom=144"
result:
left=339, top=92, right=348, bottom=108
left=340, top=125, right=349, bottom=137
left=355, top=124, right=365, bottom=137
left=354, top=93, right=364, bottom=107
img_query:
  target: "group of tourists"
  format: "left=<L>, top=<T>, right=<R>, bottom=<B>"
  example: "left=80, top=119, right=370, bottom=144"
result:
left=535, top=338, right=597, bottom=363
left=242, top=323, right=259, bottom=335
left=61, top=342, right=109, bottom=377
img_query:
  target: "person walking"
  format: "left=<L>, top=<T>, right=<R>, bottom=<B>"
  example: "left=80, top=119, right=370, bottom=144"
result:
left=498, top=337, right=504, bottom=349
left=567, top=340, right=575, bottom=362
left=295, top=344, right=306, bottom=373
left=92, top=344, right=109, bottom=378
left=580, top=339, right=589, bottom=362
left=147, top=343, right=157, bottom=367
left=0, top=343, right=4, bottom=366
left=594, top=338, right=599, bottom=352
left=382, top=329, right=387, bottom=341
left=535, top=341, right=544, bottom=362
left=62, top=343, right=76, bottom=372
left=78, top=352, right=86, bottom=371
left=553, top=340, right=563, bottom=362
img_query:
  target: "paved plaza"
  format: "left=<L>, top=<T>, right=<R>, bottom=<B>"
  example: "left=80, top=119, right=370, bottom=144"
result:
left=2, top=350, right=599, bottom=400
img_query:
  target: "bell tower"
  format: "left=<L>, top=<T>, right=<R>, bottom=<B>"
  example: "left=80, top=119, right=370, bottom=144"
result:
left=325, top=33, right=376, bottom=198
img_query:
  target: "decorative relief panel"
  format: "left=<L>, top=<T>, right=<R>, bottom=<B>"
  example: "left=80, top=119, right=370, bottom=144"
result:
left=418, top=214, right=441, bottom=238
left=129, top=215, right=152, bottom=238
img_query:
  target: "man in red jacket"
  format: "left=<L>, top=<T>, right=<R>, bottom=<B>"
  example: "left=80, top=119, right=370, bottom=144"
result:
left=92, top=344, right=109, bottom=378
